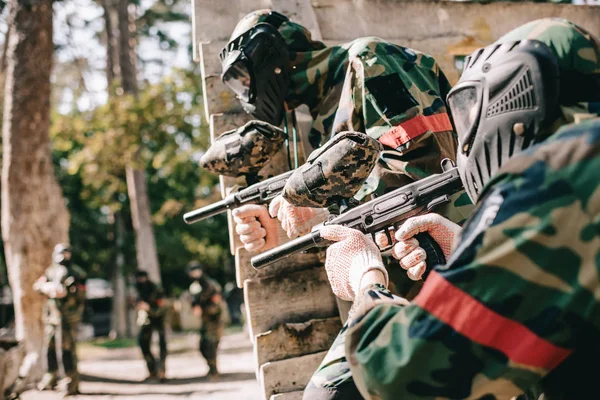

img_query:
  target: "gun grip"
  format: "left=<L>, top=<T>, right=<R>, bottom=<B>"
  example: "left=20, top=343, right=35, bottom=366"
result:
left=414, top=232, right=445, bottom=281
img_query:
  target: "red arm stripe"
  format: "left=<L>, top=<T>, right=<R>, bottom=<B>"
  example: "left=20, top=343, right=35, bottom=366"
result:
left=414, top=271, right=572, bottom=370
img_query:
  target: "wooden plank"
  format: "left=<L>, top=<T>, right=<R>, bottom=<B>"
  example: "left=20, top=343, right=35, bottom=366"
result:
left=260, top=351, right=326, bottom=398
left=203, top=75, right=245, bottom=117
left=244, top=267, right=338, bottom=338
left=235, top=240, right=324, bottom=287
left=255, top=317, right=341, bottom=366
left=270, top=391, right=304, bottom=400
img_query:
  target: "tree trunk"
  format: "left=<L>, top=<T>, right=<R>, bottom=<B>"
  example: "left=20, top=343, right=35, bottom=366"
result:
left=110, top=212, right=128, bottom=338
left=101, top=0, right=117, bottom=90
left=2, top=0, right=70, bottom=381
left=125, top=167, right=161, bottom=284
left=117, top=0, right=161, bottom=284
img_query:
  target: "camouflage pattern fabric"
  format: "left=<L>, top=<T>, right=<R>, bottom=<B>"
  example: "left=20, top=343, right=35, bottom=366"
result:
left=190, top=276, right=225, bottom=374
left=496, top=18, right=600, bottom=133
left=42, top=263, right=86, bottom=325
left=36, top=261, right=85, bottom=392
left=136, top=281, right=168, bottom=376
left=225, top=11, right=474, bottom=400
left=45, top=318, right=80, bottom=385
left=345, top=117, right=600, bottom=399
left=138, top=319, right=167, bottom=376
left=200, top=120, right=286, bottom=178
left=283, top=131, right=382, bottom=207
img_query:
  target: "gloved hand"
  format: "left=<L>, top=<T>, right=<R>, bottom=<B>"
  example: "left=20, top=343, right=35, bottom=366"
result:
left=232, top=204, right=279, bottom=252
left=320, top=225, right=388, bottom=301
left=269, top=195, right=329, bottom=238
left=393, top=213, right=461, bottom=280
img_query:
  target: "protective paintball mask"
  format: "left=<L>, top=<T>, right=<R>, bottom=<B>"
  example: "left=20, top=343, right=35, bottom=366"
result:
left=220, top=12, right=291, bottom=126
left=447, top=40, right=561, bottom=203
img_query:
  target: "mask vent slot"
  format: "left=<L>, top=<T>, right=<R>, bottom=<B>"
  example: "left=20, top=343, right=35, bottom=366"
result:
left=486, top=69, right=536, bottom=117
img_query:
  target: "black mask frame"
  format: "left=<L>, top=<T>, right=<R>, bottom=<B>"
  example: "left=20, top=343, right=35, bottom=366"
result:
left=220, top=13, right=291, bottom=125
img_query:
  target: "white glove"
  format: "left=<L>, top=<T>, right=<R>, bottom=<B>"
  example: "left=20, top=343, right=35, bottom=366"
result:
left=320, top=225, right=388, bottom=301
left=393, top=213, right=461, bottom=280
left=42, top=282, right=66, bottom=299
left=269, top=195, right=329, bottom=238
left=232, top=205, right=279, bottom=253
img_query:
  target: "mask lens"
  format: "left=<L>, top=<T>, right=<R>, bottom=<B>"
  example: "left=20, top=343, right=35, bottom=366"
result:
left=223, top=61, right=252, bottom=102
left=448, top=86, right=480, bottom=140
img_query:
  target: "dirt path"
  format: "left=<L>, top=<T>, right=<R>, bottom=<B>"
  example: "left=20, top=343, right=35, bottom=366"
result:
left=20, top=332, right=262, bottom=400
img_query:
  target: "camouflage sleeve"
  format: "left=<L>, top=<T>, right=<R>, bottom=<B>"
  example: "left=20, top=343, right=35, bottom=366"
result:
left=331, top=40, right=459, bottom=202
left=346, top=162, right=597, bottom=399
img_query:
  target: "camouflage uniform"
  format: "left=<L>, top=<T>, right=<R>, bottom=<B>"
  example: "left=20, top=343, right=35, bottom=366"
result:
left=136, top=280, right=167, bottom=379
left=190, top=275, right=225, bottom=375
left=223, top=12, right=474, bottom=399
left=36, top=261, right=86, bottom=392
left=344, top=19, right=600, bottom=400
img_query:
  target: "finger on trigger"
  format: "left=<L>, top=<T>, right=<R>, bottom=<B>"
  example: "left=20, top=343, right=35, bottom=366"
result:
left=232, top=204, right=264, bottom=219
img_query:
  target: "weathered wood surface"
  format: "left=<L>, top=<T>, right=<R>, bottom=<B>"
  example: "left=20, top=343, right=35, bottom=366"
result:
left=255, top=317, right=341, bottom=366
left=244, top=267, right=338, bottom=338
left=260, top=350, right=327, bottom=399
left=270, top=391, right=304, bottom=400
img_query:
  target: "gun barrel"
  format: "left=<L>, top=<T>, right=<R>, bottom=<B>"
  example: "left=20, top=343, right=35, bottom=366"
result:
left=251, top=231, right=327, bottom=269
left=184, top=197, right=233, bottom=224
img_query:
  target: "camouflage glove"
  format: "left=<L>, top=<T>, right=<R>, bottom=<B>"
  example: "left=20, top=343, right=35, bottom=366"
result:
left=268, top=195, right=329, bottom=238
left=232, top=204, right=279, bottom=252
left=320, top=225, right=388, bottom=301
left=393, top=214, right=461, bottom=280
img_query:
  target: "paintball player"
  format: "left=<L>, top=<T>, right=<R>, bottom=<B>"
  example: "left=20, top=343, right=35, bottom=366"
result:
left=218, top=10, right=472, bottom=399
left=319, top=19, right=600, bottom=399
left=135, top=270, right=167, bottom=382
left=35, top=243, right=86, bottom=395
left=187, top=261, right=225, bottom=378
left=213, top=9, right=471, bottom=252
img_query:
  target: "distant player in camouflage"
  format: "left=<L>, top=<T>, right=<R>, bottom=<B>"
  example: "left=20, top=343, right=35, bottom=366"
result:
left=187, top=261, right=225, bottom=378
left=135, top=270, right=167, bottom=382
left=35, top=243, right=86, bottom=395
left=318, top=18, right=600, bottom=399
left=218, top=10, right=473, bottom=399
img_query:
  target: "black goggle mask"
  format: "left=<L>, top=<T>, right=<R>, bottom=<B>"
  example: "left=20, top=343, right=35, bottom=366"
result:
left=448, top=39, right=600, bottom=204
left=220, top=15, right=290, bottom=126
left=447, top=40, right=563, bottom=203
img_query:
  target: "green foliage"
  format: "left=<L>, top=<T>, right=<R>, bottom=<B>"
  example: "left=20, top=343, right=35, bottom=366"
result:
left=52, top=67, right=233, bottom=293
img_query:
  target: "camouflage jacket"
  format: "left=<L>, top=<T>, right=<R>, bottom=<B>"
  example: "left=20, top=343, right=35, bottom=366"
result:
left=38, top=263, right=86, bottom=325
left=286, top=37, right=472, bottom=221
left=345, top=118, right=600, bottom=399
left=190, top=276, right=223, bottom=318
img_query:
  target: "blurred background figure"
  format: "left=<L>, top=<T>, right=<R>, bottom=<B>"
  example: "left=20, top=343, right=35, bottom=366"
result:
left=135, top=270, right=167, bottom=383
left=34, top=243, right=87, bottom=396
left=223, top=282, right=244, bottom=327
left=187, top=261, right=227, bottom=378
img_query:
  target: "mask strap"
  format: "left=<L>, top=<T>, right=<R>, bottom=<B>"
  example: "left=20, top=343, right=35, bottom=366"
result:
left=291, top=111, right=299, bottom=169
left=283, top=113, right=293, bottom=170
left=283, top=111, right=301, bottom=170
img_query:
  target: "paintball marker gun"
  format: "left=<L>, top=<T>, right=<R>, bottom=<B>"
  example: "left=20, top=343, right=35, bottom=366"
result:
left=184, top=131, right=383, bottom=224
left=183, top=170, right=293, bottom=224
left=251, top=158, right=463, bottom=273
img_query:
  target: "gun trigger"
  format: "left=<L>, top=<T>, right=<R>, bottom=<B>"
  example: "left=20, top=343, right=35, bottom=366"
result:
left=427, top=195, right=450, bottom=211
